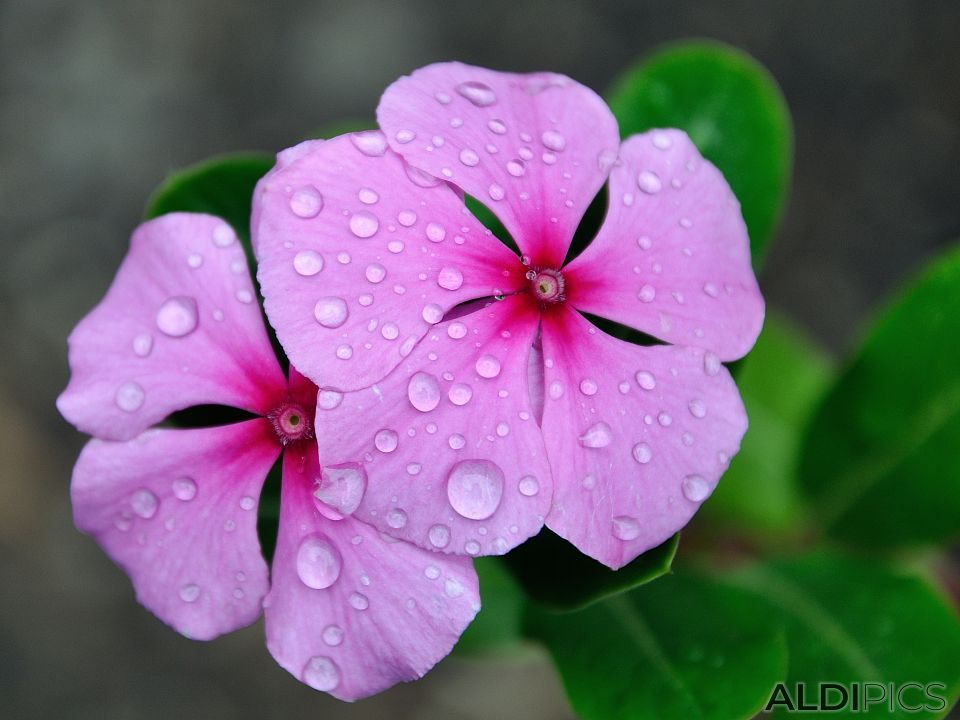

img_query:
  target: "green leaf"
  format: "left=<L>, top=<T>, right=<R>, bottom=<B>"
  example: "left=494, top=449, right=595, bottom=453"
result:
left=502, top=529, right=678, bottom=611
left=607, top=40, right=793, bottom=264
left=800, top=243, right=960, bottom=548
left=526, top=570, right=787, bottom=720
left=719, top=551, right=960, bottom=718
left=454, top=557, right=526, bottom=655
left=145, top=152, right=274, bottom=246
left=705, top=313, right=835, bottom=534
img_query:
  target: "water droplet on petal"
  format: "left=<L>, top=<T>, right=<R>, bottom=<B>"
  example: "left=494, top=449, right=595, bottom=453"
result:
left=447, top=321, right=467, bottom=339
left=302, top=656, right=340, bottom=691
left=172, top=477, right=197, bottom=501
left=704, top=352, right=721, bottom=376
left=425, top=564, right=441, bottom=579
left=428, top=524, right=451, bottom=548
left=358, top=187, right=379, bottom=205
left=350, top=130, right=387, bottom=156
left=688, top=399, right=707, bottom=418
left=456, top=80, right=497, bottom=107
left=317, top=389, right=343, bottom=410
left=364, top=263, right=386, bottom=284
left=448, top=382, right=474, bottom=406
left=349, top=211, right=379, bottom=238
left=132, top=333, right=153, bottom=357
left=638, top=284, right=656, bottom=303
left=518, top=475, right=539, bottom=496
left=637, top=170, right=662, bottom=194
left=475, top=354, right=501, bottom=378
left=374, top=429, right=399, bottom=453
left=488, top=183, right=505, bottom=201
left=541, top=130, right=566, bottom=151
left=506, top=159, right=526, bottom=177
left=444, top=577, right=465, bottom=597
left=447, top=459, right=504, bottom=520
left=349, top=592, right=369, bottom=610
left=422, top=303, right=444, bottom=324
left=612, top=516, right=641, bottom=541
left=395, top=129, right=416, bottom=144
left=407, top=372, right=441, bottom=412
left=652, top=132, right=673, bottom=150
left=636, top=371, right=656, bottom=390
left=425, top=222, right=446, bottom=243
left=293, top=250, right=324, bottom=276
left=313, top=297, right=348, bottom=328
left=397, top=209, right=417, bottom=227
left=579, top=378, right=598, bottom=396
left=682, top=475, right=711, bottom=502
left=578, top=421, right=613, bottom=448
left=437, top=267, right=464, bottom=291
left=459, top=148, right=480, bottom=166
left=115, top=381, right=145, bottom=412
left=296, top=535, right=342, bottom=589
left=487, top=118, right=507, bottom=134
left=314, top=464, right=367, bottom=517
left=179, top=583, right=200, bottom=602
left=386, top=508, right=407, bottom=529
left=130, top=488, right=157, bottom=519
left=322, top=625, right=344, bottom=646
left=289, top=186, right=324, bottom=217
left=448, top=433, right=466, bottom=450
left=156, top=296, right=199, bottom=337
left=239, top=495, right=255, bottom=511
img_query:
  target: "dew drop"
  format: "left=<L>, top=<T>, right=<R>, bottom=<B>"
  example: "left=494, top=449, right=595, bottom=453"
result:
left=386, top=508, right=408, bottom=529
left=488, top=183, right=505, bottom=201
left=518, top=475, right=539, bottom=497
left=407, top=372, right=441, bottom=412
left=350, top=130, right=388, bottom=156
left=541, top=130, right=566, bottom=151
left=487, top=118, right=507, bottom=134
left=302, top=656, right=340, bottom=691
left=456, top=80, right=497, bottom=107
left=132, top=333, right=153, bottom=357
left=638, top=284, right=656, bottom=303
left=636, top=371, right=656, bottom=390
left=179, top=583, right=200, bottom=602
left=380, top=322, right=399, bottom=340
left=239, top=495, right=256, bottom=511
left=131, top=488, right=158, bottom=519
left=314, top=464, right=367, bottom=517
left=704, top=352, right=721, bottom=376
left=358, top=187, right=379, bottom=205
left=428, top=524, right=451, bottom=549
left=448, top=382, right=473, bottom=406
left=444, top=577, right=465, bottom=597
left=289, top=186, right=324, bottom=217
left=448, top=433, right=466, bottom=450
left=349, top=211, right=379, bottom=238
left=425, top=222, right=446, bottom=243
left=506, top=159, right=526, bottom=177
left=632, top=442, right=652, bottom=464
left=349, top=592, right=369, bottom=610
left=364, top=263, right=386, bottom=284
left=447, top=321, right=467, bottom=339
left=317, top=389, right=343, bottom=410
left=313, top=297, right=348, bottom=328
left=612, top=516, right=642, bottom=541
left=459, top=148, right=480, bottom=166
left=688, top=399, right=707, bottom=418
left=578, top=421, right=613, bottom=448
left=374, top=429, right=399, bottom=453
left=296, top=535, right=342, bottom=589
left=115, top=381, right=145, bottom=412
left=156, top=296, right=199, bottom=337
left=579, top=378, right=598, bottom=396
left=475, top=354, right=501, bottom=378
left=437, top=266, right=464, bottom=291
left=322, top=625, right=344, bottom=646
left=293, top=250, right=324, bottom=276
left=421, top=303, right=444, bottom=324
left=637, top=170, right=662, bottom=194
left=682, top=475, right=711, bottom=502
left=172, top=477, right=197, bottom=501
left=446, top=459, right=505, bottom=520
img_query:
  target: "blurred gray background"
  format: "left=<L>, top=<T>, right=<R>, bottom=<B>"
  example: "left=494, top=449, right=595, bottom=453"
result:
left=1, top=0, right=958, bottom=718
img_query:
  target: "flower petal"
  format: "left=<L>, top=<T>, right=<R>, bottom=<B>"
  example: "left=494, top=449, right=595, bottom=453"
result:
left=70, top=420, right=279, bottom=639
left=314, top=295, right=551, bottom=558
left=265, top=447, right=480, bottom=700
left=58, top=213, right=287, bottom=441
left=540, top=307, right=747, bottom=569
left=565, top=130, right=764, bottom=361
left=377, top=61, right=620, bottom=267
left=253, top=134, right=524, bottom=391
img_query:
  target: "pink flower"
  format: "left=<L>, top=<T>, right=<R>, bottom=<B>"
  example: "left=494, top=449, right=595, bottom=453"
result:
left=57, top=213, right=479, bottom=699
left=254, top=62, right=764, bottom=569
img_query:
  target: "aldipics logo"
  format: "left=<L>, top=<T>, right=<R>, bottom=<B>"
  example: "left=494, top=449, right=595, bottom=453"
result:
left=764, top=682, right=949, bottom=714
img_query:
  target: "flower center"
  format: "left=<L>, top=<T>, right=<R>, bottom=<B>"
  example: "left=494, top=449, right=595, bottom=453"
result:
left=526, top=267, right=566, bottom=304
left=268, top=401, right=314, bottom=445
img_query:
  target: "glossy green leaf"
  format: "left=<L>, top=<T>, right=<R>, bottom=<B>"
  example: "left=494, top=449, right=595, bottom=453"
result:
left=526, top=570, right=786, bottom=720
left=454, top=557, right=526, bottom=655
left=502, top=529, right=678, bottom=611
left=705, top=313, right=834, bottom=534
left=720, top=551, right=960, bottom=718
left=607, top=40, right=792, bottom=264
left=145, top=152, right=274, bottom=246
left=800, top=243, right=960, bottom=547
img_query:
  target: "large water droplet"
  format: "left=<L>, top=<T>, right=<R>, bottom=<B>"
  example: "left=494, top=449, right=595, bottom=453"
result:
left=407, top=372, right=441, bottom=412
left=456, top=80, right=497, bottom=106
left=636, top=371, right=656, bottom=390
left=541, top=130, right=566, bottom=151
left=131, top=488, right=158, bottom=519
left=350, top=130, right=387, bottom=156
left=349, top=211, right=379, bottom=238
left=172, top=477, right=197, bottom=501
left=459, top=148, right=480, bottom=166
left=682, top=475, right=711, bottom=502
left=448, top=382, right=473, bottom=406
left=421, top=303, right=444, bottom=324
left=289, top=186, right=324, bottom=217
left=115, top=381, right=145, bottom=412
left=293, top=250, right=324, bottom=276
left=425, top=222, right=446, bottom=243
left=506, top=159, right=526, bottom=177
left=578, top=421, right=613, bottom=448
left=637, top=170, right=662, bottom=195
left=447, top=321, right=467, bottom=339
left=437, top=267, right=464, bottom=290
left=156, top=296, right=199, bottom=337
left=302, top=656, right=340, bottom=691
left=314, top=464, right=367, bottom=518
left=296, top=535, right=342, bottom=589
left=632, top=442, right=652, bottom=464
left=428, top=524, right=451, bottom=548
left=374, top=429, right=399, bottom=453
left=475, top=354, right=501, bottom=378
left=612, top=516, right=641, bottom=541
left=365, top=263, right=386, bottom=284
left=313, top=297, right=348, bottom=328
left=446, top=459, right=504, bottom=520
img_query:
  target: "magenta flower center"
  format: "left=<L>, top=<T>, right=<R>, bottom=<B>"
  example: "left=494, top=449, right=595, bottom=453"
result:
left=527, top=267, right=566, bottom=304
left=269, top=401, right=314, bottom=445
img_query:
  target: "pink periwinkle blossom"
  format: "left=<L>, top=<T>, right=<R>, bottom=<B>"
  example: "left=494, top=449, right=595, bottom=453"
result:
left=57, top=213, right=479, bottom=699
left=254, top=62, right=764, bottom=569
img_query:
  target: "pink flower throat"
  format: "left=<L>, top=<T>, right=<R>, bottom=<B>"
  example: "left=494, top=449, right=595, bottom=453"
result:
left=268, top=401, right=314, bottom=445
left=526, top=267, right=566, bottom=304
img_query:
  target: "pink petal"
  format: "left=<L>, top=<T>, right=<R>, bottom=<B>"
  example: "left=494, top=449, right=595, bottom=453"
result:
left=313, top=295, right=551, bottom=558
left=377, top=61, right=620, bottom=268
left=565, top=130, right=764, bottom=361
left=253, top=134, right=524, bottom=391
left=540, top=307, right=747, bottom=569
left=58, top=213, right=287, bottom=441
left=265, top=446, right=479, bottom=700
left=70, top=420, right=280, bottom=640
